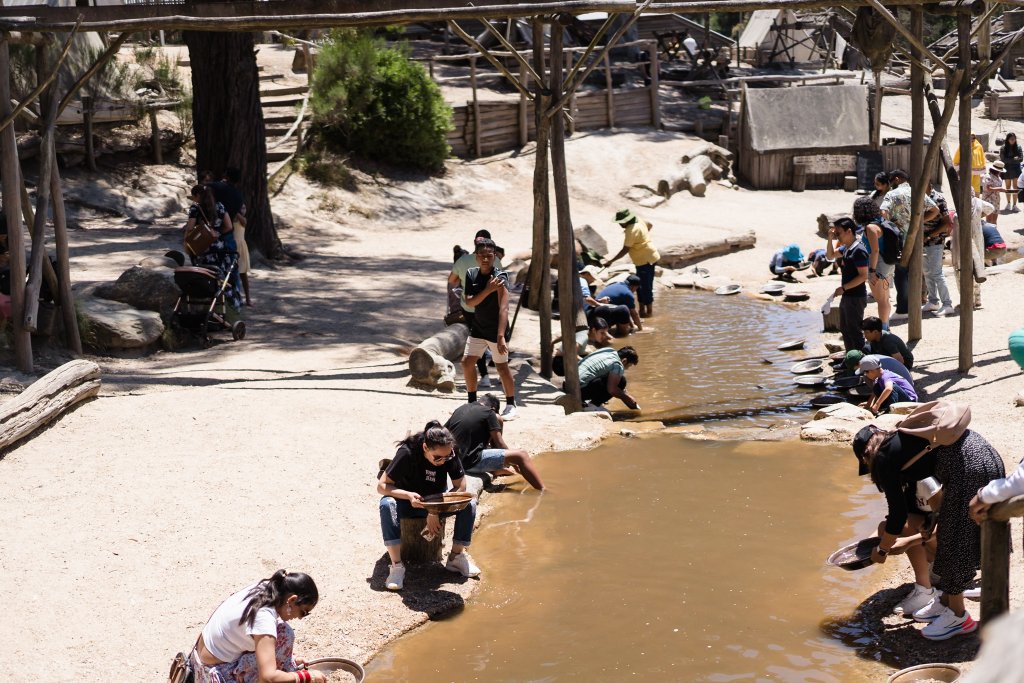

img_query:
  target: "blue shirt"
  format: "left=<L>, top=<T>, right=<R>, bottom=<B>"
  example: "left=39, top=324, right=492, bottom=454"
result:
left=596, top=282, right=636, bottom=309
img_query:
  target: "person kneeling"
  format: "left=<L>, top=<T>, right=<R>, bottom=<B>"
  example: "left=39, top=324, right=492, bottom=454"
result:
left=378, top=421, right=480, bottom=591
left=445, top=394, right=545, bottom=490
left=574, top=346, right=640, bottom=410
left=859, top=356, right=917, bottom=415
left=194, top=570, right=326, bottom=683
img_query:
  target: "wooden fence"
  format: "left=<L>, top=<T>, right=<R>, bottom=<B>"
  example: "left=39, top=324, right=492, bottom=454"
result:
left=435, top=41, right=661, bottom=158
left=979, top=494, right=1024, bottom=626
left=984, top=92, right=1024, bottom=119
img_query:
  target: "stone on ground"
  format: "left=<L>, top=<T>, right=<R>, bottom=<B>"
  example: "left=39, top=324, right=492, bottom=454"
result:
left=77, top=290, right=165, bottom=350
left=94, top=266, right=181, bottom=314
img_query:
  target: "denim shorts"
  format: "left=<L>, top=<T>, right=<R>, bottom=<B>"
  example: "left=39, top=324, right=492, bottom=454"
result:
left=874, top=258, right=895, bottom=286
left=465, top=448, right=506, bottom=474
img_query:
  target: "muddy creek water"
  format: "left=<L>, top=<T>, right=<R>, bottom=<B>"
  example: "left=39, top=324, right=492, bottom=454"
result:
left=366, top=291, right=889, bottom=682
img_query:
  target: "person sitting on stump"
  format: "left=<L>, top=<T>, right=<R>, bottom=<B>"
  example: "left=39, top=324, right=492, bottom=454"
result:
left=768, top=243, right=804, bottom=281
left=572, top=345, right=640, bottom=410
left=445, top=395, right=545, bottom=490
left=859, top=356, right=918, bottom=415
left=378, top=421, right=479, bottom=592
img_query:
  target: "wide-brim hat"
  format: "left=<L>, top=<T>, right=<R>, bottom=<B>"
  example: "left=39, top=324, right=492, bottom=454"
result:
left=991, top=160, right=1006, bottom=173
left=580, top=265, right=603, bottom=277
left=783, top=243, right=804, bottom=262
left=614, top=208, right=637, bottom=225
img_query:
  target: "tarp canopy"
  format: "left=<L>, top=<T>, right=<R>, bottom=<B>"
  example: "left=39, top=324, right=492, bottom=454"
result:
left=744, top=84, right=868, bottom=152
left=738, top=9, right=792, bottom=49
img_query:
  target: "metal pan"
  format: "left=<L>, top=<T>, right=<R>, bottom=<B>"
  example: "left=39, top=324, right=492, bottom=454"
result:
left=784, top=290, right=811, bottom=302
left=794, top=375, right=828, bottom=387
left=419, top=492, right=474, bottom=514
left=790, top=359, right=826, bottom=374
left=777, top=338, right=806, bottom=351
left=829, top=375, right=863, bottom=390
left=304, top=657, right=365, bottom=683
left=809, top=394, right=848, bottom=407
left=826, top=537, right=880, bottom=571
left=714, top=284, right=742, bottom=295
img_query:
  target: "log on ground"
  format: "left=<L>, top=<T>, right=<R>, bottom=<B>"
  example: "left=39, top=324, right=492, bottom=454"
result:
left=657, top=231, right=757, bottom=269
left=657, top=154, right=723, bottom=198
left=0, top=359, right=101, bottom=452
left=408, top=323, right=469, bottom=390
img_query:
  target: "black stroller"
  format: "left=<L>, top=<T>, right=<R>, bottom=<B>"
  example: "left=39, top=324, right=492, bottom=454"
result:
left=171, top=254, right=246, bottom=347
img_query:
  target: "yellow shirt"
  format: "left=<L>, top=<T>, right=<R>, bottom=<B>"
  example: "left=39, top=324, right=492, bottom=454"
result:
left=953, top=140, right=986, bottom=192
left=622, top=220, right=660, bottom=266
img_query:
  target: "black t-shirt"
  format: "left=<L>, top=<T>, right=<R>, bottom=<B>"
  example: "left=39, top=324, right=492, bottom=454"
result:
left=840, top=240, right=869, bottom=297
left=445, top=403, right=501, bottom=469
left=464, top=266, right=510, bottom=342
left=209, top=180, right=245, bottom=220
left=867, top=332, right=915, bottom=369
left=872, top=433, right=935, bottom=535
left=385, top=440, right=465, bottom=498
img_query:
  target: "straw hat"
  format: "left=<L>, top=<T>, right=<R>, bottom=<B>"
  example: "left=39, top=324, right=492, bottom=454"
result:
left=992, top=160, right=1006, bottom=173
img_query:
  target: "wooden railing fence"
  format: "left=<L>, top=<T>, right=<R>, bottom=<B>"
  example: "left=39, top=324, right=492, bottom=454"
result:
left=421, top=40, right=661, bottom=158
left=979, top=494, right=1024, bottom=625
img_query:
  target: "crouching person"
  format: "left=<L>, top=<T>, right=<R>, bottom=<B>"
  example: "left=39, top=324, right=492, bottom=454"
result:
left=573, top=346, right=640, bottom=410
left=446, top=394, right=545, bottom=490
left=378, top=421, right=480, bottom=591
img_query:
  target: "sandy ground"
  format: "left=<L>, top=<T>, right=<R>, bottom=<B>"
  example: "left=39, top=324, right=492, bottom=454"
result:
left=2, top=44, right=1024, bottom=679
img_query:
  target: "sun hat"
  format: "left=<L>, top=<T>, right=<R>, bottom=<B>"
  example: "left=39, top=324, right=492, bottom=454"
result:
left=991, top=160, right=1006, bottom=173
left=580, top=264, right=603, bottom=278
left=783, top=243, right=804, bottom=262
left=843, top=349, right=865, bottom=370
left=856, top=356, right=882, bottom=375
left=614, top=208, right=637, bottom=225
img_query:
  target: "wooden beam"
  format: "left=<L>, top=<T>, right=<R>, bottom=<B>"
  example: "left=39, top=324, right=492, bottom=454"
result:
left=448, top=19, right=533, bottom=100
left=908, top=7, right=924, bottom=343
left=0, top=23, right=77, bottom=136
left=0, top=36, right=30, bottom=372
left=862, top=0, right=951, bottom=73
left=479, top=17, right=543, bottom=85
left=969, top=24, right=1024, bottom=94
left=48, top=145, right=82, bottom=356
left=529, top=19, right=554, bottom=379
left=56, top=30, right=130, bottom=118
left=550, top=19, right=583, bottom=414
left=957, top=12, right=974, bottom=373
left=980, top=519, right=1011, bottom=626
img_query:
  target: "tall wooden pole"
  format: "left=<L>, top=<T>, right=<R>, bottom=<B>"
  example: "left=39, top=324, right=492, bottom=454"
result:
left=529, top=18, right=553, bottom=378
left=550, top=17, right=582, bottom=413
left=977, top=1, right=991, bottom=87
left=0, top=35, right=31, bottom=371
left=907, top=7, right=924, bottom=342
left=871, top=70, right=882, bottom=149
left=49, top=145, right=82, bottom=355
left=957, top=12, right=974, bottom=372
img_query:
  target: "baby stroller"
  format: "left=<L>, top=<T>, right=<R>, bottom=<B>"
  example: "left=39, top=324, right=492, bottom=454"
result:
left=171, top=255, right=246, bottom=347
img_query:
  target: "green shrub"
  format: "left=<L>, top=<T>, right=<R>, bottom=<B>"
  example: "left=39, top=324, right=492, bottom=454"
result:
left=309, top=30, right=452, bottom=172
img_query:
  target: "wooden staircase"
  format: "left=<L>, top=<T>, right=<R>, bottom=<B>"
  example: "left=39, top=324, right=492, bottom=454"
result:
left=260, top=83, right=309, bottom=164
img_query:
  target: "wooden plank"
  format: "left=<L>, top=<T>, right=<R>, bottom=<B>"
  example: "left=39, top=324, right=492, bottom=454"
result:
left=980, top=519, right=1011, bottom=626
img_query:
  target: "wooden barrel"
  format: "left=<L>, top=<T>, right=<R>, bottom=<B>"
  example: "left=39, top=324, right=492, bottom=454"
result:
left=843, top=175, right=858, bottom=192
left=792, top=162, right=808, bottom=192
left=822, top=306, right=841, bottom=332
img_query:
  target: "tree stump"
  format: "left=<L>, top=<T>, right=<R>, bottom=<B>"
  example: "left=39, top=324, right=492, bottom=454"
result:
left=408, top=323, right=469, bottom=390
left=400, top=517, right=447, bottom=563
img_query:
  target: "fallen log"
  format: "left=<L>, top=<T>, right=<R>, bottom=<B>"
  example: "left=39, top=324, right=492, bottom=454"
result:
left=657, top=230, right=757, bottom=269
left=681, top=141, right=733, bottom=166
left=0, top=359, right=101, bottom=452
left=408, top=323, right=469, bottom=391
left=657, top=154, right=723, bottom=198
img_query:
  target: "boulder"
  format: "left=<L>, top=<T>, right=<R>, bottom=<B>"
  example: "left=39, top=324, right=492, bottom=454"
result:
left=888, top=402, right=921, bottom=415
left=94, top=266, right=181, bottom=315
left=574, top=224, right=609, bottom=256
left=77, top=294, right=165, bottom=350
left=812, top=403, right=874, bottom=421
left=801, top=403, right=874, bottom=442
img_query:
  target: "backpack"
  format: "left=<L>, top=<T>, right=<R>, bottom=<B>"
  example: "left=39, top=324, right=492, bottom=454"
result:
left=895, top=400, right=972, bottom=471
left=877, top=218, right=904, bottom=265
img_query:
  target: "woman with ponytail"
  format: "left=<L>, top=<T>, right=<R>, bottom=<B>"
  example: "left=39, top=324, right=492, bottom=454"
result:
left=194, top=570, right=327, bottom=683
left=378, top=421, right=480, bottom=591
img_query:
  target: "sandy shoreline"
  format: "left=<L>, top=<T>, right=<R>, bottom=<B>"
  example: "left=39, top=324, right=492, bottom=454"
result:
left=3, top=46, right=1024, bottom=678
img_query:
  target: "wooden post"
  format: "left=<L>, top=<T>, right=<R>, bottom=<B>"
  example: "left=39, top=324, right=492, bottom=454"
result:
left=529, top=19, right=553, bottom=379
left=907, top=7, right=925, bottom=343
left=81, top=94, right=96, bottom=172
left=550, top=19, right=582, bottom=414
left=977, top=1, right=991, bottom=90
left=604, top=52, right=615, bottom=128
left=49, top=146, right=82, bottom=355
left=566, top=50, right=576, bottom=137
left=980, top=519, right=1011, bottom=626
left=0, top=36, right=31, bottom=371
left=518, top=59, right=528, bottom=147
left=148, top=108, right=162, bottom=164
left=957, top=12, right=975, bottom=372
left=871, top=70, right=882, bottom=149
left=470, top=56, right=481, bottom=158
left=648, top=41, right=660, bottom=129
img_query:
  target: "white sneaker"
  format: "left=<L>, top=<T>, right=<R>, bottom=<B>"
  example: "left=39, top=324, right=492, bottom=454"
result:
left=912, top=595, right=947, bottom=623
left=922, top=302, right=941, bottom=313
left=894, top=584, right=938, bottom=617
left=445, top=552, right=481, bottom=577
left=937, top=305, right=956, bottom=317
left=478, top=376, right=492, bottom=388
left=921, top=606, right=978, bottom=640
left=385, top=563, right=405, bottom=591
left=500, top=404, right=518, bottom=421
left=963, top=586, right=982, bottom=600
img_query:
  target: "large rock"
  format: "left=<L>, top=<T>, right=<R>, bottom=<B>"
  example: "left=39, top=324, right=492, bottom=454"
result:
left=94, top=266, right=180, bottom=314
left=77, top=293, right=165, bottom=351
left=574, top=224, right=609, bottom=256
left=801, top=403, right=874, bottom=442
left=811, top=403, right=874, bottom=422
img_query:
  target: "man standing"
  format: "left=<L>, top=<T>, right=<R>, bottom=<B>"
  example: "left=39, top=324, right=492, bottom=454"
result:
left=462, top=239, right=518, bottom=420
left=445, top=395, right=544, bottom=490
left=880, top=169, right=939, bottom=321
left=861, top=316, right=915, bottom=369
left=826, top=217, right=870, bottom=351
left=604, top=209, right=660, bottom=318
left=595, top=274, right=643, bottom=336
left=449, top=229, right=504, bottom=387
left=922, top=181, right=955, bottom=316
left=575, top=346, right=641, bottom=409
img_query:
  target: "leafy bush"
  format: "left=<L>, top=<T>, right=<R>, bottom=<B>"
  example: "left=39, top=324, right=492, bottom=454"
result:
left=309, top=30, right=452, bottom=172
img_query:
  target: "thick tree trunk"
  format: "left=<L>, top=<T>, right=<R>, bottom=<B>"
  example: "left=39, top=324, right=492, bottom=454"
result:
left=183, top=29, right=280, bottom=258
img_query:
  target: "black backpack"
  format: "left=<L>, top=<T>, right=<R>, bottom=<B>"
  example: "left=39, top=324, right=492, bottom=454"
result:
left=877, top=218, right=904, bottom=265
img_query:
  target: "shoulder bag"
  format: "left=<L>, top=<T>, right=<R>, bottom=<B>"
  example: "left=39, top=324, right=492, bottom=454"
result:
left=184, top=207, right=219, bottom=258
left=897, top=400, right=972, bottom=472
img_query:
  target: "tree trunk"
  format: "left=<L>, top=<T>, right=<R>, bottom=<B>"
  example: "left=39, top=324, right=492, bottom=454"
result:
left=183, top=28, right=280, bottom=258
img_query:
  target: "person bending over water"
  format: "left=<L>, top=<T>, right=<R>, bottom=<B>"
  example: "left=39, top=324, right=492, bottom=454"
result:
left=378, top=421, right=480, bottom=591
left=194, top=570, right=326, bottom=683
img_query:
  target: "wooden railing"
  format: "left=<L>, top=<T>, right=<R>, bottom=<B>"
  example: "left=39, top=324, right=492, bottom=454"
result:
left=979, top=494, right=1024, bottom=624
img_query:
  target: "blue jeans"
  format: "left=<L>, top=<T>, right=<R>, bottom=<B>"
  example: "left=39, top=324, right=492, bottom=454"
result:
left=465, top=449, right=506, bottom=475
left=923, top=243, right=952, bottom=307
left=379, top=496, right=476, bottom=548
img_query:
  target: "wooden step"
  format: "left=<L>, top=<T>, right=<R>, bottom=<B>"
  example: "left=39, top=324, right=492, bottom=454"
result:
left=267, top=147, right=297, bottom=162
left=260, top=85, right=309, bottom=97
left=262, top=112, right=297, bottom=124
left=261, top=94, right=305, bottom=108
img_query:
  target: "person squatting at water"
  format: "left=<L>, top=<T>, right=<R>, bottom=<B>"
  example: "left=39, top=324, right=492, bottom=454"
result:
left=595, top=274, right=644, bottom=336
left=604, top=209, right=659, bottom=318
left=445, top=394, right=545, bottom=490
left=571, top=345, right=640, bottom=410
left=861, top=316, right=914, bottom=370
left=857, top=355, right=918, bottom=416
left=852, top=404, right=1005, bottom=641
left=767, top=243, right=804, bottom=281
left=193, top=570, right=327, bottom=683
left=826, top=217, right=869, bottom=352
left=378, top=422, right=480, bottom=592
left=551, top=316, right=613, bottom=376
